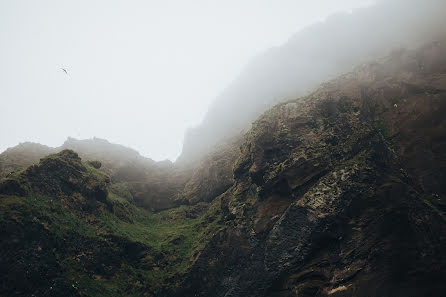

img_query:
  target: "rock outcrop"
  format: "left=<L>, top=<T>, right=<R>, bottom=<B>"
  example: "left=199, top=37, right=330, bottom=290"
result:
left=177, top=41, right=446, bottom=297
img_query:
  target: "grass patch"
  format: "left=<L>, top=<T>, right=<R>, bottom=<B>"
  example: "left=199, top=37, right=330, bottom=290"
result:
left=0, top=188, right=223, bottom=296
left=0, top=149, right=225, bottom=296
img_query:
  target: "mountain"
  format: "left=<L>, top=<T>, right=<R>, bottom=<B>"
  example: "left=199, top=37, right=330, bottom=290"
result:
left=0, top=137, right=237, bottom=212
left=177, top=0, right=446, bottom=165
left=1, top=39, right=446, bottom=296
left=0, top=142, right=55, bottom=178
left=179, top=39, right=446, bottom=296
left=61, top=137, right=157, bottom=179
left=61, top=138, right=189, bottom=211
left=0, top=138, right=154, bottom=179
left=0, top=150, right=223, bottom=296
left=178, top=40, right=446, bottom=296
left=0, top=138, right=182, bottom=211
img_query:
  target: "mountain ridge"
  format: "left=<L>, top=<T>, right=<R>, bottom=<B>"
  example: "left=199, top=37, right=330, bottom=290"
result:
left=1, top=38, right=446, bottom=296
left=177, top=40, right=446, bottom=296
left=177, top=0, right=446, bottom=165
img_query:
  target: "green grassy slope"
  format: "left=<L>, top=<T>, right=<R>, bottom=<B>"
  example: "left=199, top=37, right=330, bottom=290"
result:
left=0, top=150, right=223, bottom=297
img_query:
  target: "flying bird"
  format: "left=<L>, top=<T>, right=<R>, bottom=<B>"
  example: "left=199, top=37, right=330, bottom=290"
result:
left=61, top=68, right=68, bottom=75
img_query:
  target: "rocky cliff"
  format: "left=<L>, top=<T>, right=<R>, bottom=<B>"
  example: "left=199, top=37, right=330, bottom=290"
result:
left=1, top=40, right=446, bottom=297
left=177, top=41, right=446, bottom=297
left=177, top=0, right=446, bottom=165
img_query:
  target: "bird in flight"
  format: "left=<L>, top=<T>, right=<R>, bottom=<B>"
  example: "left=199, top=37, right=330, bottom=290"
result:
left=61, top=68, right=68, bottom=75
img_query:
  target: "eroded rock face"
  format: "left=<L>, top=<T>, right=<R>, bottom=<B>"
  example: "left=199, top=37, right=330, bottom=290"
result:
left=177, top=0, right=446, bottom=166
left=176, top=41, right=446, bottom=297
left=1, top=40, right=446, bottom=296
left=179, top=135, right=243, bottom=205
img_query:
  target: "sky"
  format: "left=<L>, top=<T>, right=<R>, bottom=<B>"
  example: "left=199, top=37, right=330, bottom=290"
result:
left=0, top=0, right=374, bottom=161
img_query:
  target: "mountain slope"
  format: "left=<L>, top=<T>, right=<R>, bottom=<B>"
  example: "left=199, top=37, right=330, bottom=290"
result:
left=178, top=0, right=446, bottom=164
left=0, top=150, right=223, bottom=297
left=177, top=40, right=446, bottom=297
left=1, top=40, right=446, bottom=297
left=0, top=137, right=237, bottom=211
left=0, top=138, right=155, bottom=180
left=0, top=142, right=55, bottom=178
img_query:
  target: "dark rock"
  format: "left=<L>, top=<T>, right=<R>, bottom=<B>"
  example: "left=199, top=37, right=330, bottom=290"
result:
left=176, top=41, right=446, bottom=297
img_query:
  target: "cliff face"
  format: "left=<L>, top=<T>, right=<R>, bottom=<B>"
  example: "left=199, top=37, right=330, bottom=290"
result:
left=1, top=40, right=446, bottom=297
left=177, top=41, right=446, bottom=297
left=177, top=0, right=446, bottom=165
left=179, top=135, right=243, bottom=205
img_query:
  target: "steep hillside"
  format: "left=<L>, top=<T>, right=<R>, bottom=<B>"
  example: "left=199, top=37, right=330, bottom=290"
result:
left=0, top=150, right=223, bottom=297
left=178, top=134, right=243, bottom=205
left=0, top=137, right=237, bottom=212
left=178, top=0, right=446, bottom=164
left=1, top=39, right=446, bottom=297
left=177, top=41, right=446, bottom=296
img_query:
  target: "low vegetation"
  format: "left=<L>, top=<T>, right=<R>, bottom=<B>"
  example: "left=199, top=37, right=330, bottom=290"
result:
left=0, top=150, right=223, bottom=297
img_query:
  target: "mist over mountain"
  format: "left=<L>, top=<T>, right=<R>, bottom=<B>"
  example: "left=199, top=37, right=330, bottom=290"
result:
left=2, top=1, right=446, bottom=297
left=178, top=0, right=446, bottom=164
left=2, top=38, right=446, bottom=296
left=0, top=138, right=154, bottom=178
left=0, top=136, right=237, bottom=212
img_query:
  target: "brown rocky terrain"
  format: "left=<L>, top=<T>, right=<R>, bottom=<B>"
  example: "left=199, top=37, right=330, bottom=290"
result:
left=1, top=40, right=446, bottom=297
left=177, top=0, right=446, bottom=165
left=176, top=40, right=446, bottom=297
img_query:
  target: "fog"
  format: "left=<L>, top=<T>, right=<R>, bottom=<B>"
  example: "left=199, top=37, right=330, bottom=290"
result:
left=0, top=0, right=373, bottom=161
left=2, top=1, right=445, bottom=163
left=179, top=0, right=446, bottom=163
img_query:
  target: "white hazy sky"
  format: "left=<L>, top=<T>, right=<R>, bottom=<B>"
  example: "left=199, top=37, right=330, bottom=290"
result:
left=0, top=0, right=373, bottom=161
